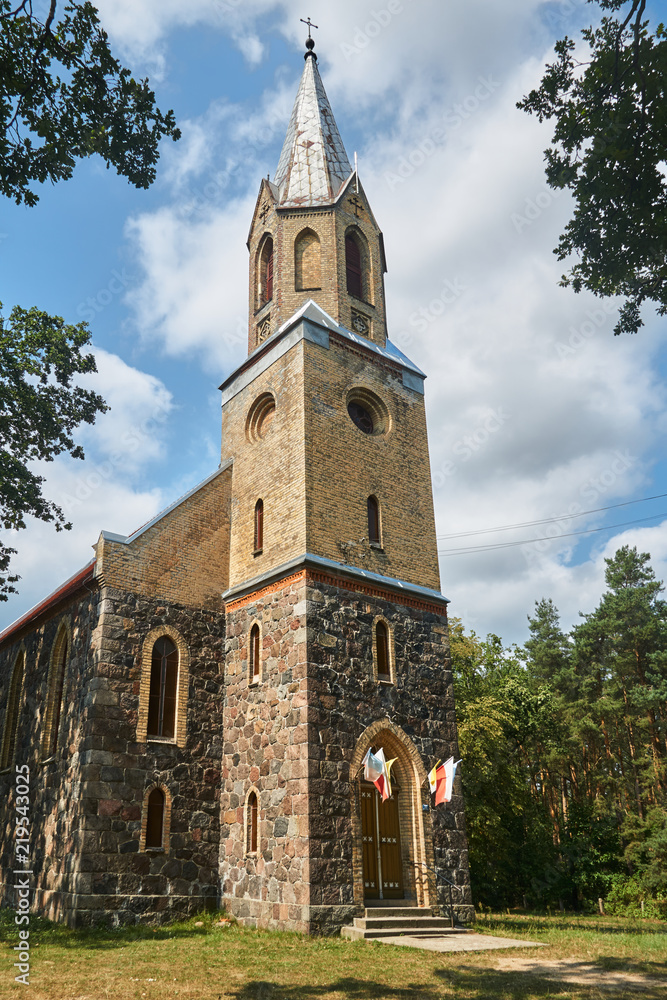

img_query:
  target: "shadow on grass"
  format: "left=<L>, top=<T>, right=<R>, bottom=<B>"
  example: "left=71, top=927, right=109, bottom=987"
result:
left=596, top=955, right=667, bottom=977
left=233, top=965, right=667, bottom=999
left=479, top=915, right=667, bottom=938
left=0, top=909, right=223, bottom=949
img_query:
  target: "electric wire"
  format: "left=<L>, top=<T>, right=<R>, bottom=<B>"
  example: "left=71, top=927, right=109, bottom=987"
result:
left=438, top=510, right=667, bottom=557
left=436, top=491, right=667, bottom=540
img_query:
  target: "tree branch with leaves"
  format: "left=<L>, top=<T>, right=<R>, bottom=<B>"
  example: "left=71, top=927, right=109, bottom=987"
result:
left=518, top=0, right=667, bottom=334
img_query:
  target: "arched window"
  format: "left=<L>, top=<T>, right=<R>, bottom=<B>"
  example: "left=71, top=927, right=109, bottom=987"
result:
left=375, top=622, right=391, bottom=682
left=247, top=791, right=258, bottom=854
left=346, top=233, right=363, bottom=299
left=367, top=495, right=381, bottom=546
left=249, top=625, right=261, bottom=682
left=147, top=637, right=178, bottom=739
left=295, top=228, right=321, bottom=290
left=1, top=651, right=24, bottom=769
left=145, top=788, right=165, bottom=849
left=254, top=498, right=264, bottom=552
left=42, top=626, right=68, bottom=758
left=258, top=236, right=274, bottom=306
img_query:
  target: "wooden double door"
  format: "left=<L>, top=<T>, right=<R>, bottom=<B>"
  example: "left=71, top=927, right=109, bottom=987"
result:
left=361, top=780, right=404, bottom=899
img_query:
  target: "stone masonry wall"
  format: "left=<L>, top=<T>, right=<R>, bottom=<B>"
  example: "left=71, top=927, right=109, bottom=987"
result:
left=0, top=585, right=227, bottom=927
left=305, top=573, right=474, bottom=931
left=220, top=569, right=473, bottom=935
left=221, top=571, right=311, bottom=932
left=0, top=587, right=99, bottom=921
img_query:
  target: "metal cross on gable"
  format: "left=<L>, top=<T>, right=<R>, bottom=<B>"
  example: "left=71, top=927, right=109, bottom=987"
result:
left=349, top=195, right=364, bottom=218
left=300, top=17, right=319, bottom=38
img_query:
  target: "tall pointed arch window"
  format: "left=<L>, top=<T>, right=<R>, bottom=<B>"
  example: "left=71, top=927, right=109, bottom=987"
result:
left=249, top=624, right=261, bottom=683
left=147, top=637, right=178, bottom=740
left=367, top=495, right=381, bottom=546
left=254, top=498, right=264, bottom=553
left=345, top=233, right=363, bottom=299
left=42, top=626, right=69, bottom=758
left=1, top=651, right=24, bottom=769
left=258, top=236, right=274, bottom=306
left=295, top=228, right=321, bottom=290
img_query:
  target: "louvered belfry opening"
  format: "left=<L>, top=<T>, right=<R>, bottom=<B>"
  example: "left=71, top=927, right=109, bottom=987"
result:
left=147, top=637, right=178, bottom=739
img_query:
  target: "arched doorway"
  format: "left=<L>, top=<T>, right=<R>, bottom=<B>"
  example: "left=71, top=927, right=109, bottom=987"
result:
left=351, top=720, right=435, bottom=908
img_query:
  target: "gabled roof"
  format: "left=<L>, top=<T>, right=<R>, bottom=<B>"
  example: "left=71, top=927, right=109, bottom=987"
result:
left=274, top=52, right=352, bottom=207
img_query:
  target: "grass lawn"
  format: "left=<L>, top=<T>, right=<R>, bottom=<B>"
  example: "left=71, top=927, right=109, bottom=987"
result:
left=1, top=910, right=666, bottom=1000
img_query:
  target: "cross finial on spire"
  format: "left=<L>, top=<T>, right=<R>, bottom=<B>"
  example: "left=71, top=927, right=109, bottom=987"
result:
left=300, top=16, right=318, bottom=39
left=300, top=17, right=318, bottom=58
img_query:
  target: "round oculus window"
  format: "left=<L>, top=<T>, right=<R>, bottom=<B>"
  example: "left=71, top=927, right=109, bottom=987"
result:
left=347, top=401, right=374, bottom=434
left=346, top=388, right=391, bottom=437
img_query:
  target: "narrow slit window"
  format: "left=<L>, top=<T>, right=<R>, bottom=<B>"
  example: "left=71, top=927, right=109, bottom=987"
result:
left=248, top=791, right=258, bottom=853
left=254, top=499, right=264, bottom=552
left=367, top=495, right=381, bottom=545
left=346, top=235, right=362, bottom=298
left=147, top=637, right=178, bottom=739
left=250, top=625, right=261, bottom=682
left=145, top=788, right=165, bottom=849
left=376, top=622, right=390, bottom=681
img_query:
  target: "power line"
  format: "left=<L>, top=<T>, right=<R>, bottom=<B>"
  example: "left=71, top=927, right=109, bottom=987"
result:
left=438, top=511, right=667, bottom=557
left=436, top=492, right=667, bottom=540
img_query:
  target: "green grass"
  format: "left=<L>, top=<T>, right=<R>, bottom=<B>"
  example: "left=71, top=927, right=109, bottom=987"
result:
left=0, top=909, right=666, bottom=999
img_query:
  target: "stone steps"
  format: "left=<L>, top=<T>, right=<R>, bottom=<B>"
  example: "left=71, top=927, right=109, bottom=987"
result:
left=341, top=906, right=463, bottom=941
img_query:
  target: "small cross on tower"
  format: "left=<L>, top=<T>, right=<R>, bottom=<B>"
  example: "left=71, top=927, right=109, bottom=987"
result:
left=349, top=195, right=364, bottom=218
left=300, top=17, right=319, bottom=39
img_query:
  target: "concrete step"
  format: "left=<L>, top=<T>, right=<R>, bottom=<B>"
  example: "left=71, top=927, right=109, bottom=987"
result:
left=358, top=917, right=453, bottom=931
left=341, top=908, right=462, bottom=942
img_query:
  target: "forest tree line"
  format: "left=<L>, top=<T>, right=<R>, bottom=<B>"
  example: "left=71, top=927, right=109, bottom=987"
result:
left=452, top=545, right=667, bottom=916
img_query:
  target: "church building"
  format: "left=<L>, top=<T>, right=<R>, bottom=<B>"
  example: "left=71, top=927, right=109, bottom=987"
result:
left=0, top=37, right=473, bottom=934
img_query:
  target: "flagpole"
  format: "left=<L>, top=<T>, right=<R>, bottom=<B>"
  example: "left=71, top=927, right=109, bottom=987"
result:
left=374, top=789, right=384, bottom=900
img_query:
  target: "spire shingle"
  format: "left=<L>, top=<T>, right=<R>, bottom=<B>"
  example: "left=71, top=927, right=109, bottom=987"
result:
left=274, top=54, right=352, bottom=207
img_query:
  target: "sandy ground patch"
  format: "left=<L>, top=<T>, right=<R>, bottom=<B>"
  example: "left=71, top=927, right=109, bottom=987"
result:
left=493, top=957, right=667, bottom=992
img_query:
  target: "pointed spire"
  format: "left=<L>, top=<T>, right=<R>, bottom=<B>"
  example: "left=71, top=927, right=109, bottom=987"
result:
left=273, top=40, right=352, bottom=207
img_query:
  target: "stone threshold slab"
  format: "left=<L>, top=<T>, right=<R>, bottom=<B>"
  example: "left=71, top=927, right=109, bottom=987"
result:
left=369, top=932, right=546, bottom=953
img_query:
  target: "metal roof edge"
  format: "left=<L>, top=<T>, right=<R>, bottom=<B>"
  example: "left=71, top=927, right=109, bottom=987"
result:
left=223, top=551, right=449, bottom=607
left=0, top=559, right=97, bottom=647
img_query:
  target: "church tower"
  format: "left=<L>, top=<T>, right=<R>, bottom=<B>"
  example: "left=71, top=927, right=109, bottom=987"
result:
left=218, top=38, right=472, bottom=933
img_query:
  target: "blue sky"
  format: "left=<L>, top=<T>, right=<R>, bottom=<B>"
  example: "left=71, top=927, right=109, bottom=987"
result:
left=2, top=0, right=667, bottom=643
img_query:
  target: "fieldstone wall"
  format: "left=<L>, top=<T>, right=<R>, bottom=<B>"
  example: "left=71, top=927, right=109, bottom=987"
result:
left=220, top=568, right=473, bottom=935
left=0, top=585, right=226, bottom=927
left=0, top=588, right=98, bottom=922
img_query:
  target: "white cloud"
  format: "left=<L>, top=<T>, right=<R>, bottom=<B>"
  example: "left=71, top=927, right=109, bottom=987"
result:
left=55, top=0, right=667, bottom=646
